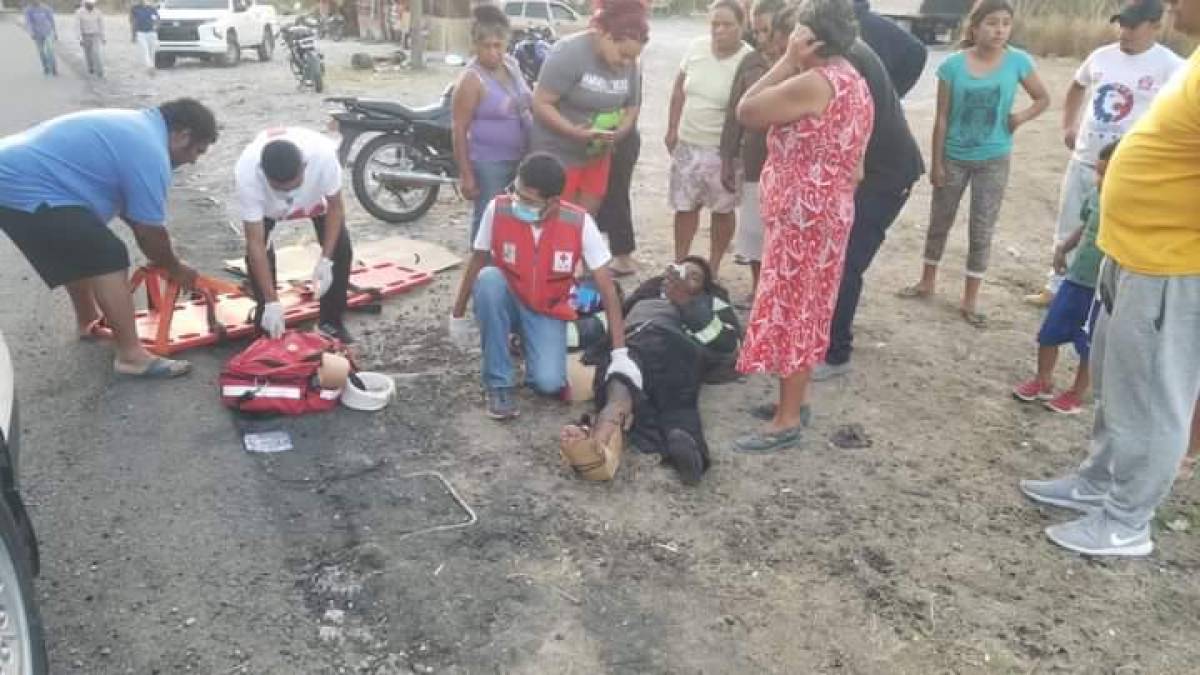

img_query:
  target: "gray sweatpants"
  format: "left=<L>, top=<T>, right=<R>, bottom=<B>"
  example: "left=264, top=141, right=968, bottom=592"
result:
left=81, top=34, right=104, bottom=77
left=1077, top=259, right=1200, bottom=527
left=923, top=155, right=1011, bottom=278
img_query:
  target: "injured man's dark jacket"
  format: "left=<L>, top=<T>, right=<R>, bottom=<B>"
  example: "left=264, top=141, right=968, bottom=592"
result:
left=579, top=271, right=742, bottom=483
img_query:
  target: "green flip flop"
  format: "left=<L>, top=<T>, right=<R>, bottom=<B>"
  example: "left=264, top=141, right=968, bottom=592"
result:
left=960, top=308, right=988, bottom=328
left=733, top=426, right=804, bottom=454
left=897, top=285, right=932, bottom=299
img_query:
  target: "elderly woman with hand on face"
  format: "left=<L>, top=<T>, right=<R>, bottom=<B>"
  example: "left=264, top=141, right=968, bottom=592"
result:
left=732, top=0, right=874, bottom=454
left=721, top=0, right=788, bottom=307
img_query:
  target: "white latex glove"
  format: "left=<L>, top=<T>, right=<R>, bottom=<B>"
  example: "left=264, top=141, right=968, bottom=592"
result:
left=606, top=347, right=642, bottom=390
left=261, top=301, right=286, bottom=339
left=448, top=314, right=476, bottom=350
left=312, top=256, right=334, bottom=299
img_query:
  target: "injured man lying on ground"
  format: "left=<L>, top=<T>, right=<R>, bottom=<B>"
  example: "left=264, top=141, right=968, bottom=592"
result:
left=559, top=257, right=741, bottom=485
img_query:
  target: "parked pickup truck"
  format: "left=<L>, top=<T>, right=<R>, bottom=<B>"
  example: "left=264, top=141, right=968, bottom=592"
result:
left=871, top=0, right=971, bottom=44
left=156, top=0, right=279, bottom=68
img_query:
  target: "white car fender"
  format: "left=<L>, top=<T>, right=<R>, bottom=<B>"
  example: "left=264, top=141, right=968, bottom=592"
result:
left=0, top=332, right=12, bottom=441
left=207, top=19, right=232, bottom=40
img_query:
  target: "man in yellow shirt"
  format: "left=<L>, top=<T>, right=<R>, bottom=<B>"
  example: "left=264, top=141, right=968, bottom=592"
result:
left=1020, top=0, right=1200, bottom=557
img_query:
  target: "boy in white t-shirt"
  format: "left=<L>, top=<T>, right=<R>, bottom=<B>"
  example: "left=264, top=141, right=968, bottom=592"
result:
left=235, top=127, right=355, bottom=342
left=1025, top=0, right=1184, bottom=306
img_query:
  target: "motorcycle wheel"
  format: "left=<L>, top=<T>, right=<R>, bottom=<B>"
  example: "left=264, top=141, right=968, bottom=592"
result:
left=288, top=55, right=303, bottom=81
left=352, top=134, right=441, bottom=223
left=304, top=52, right=324, bottom=93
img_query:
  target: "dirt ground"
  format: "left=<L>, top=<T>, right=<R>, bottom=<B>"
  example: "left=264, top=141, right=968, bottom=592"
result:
left=11, top=13, right=1200, bottom=674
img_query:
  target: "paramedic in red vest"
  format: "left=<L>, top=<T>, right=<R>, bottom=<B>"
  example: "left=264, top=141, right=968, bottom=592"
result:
left=235, top=127, right=355, bottom=344
left=449, top=153, right=641, bottom=420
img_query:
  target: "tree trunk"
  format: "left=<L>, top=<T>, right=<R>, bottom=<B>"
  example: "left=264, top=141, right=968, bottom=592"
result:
left=410, top=0, right=424, bottom=69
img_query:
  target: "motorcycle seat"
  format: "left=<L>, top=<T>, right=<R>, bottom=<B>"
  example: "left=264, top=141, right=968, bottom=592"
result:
left=355, top=99, right=446, bottom=121
left=283, top=25, right=316, bottom=38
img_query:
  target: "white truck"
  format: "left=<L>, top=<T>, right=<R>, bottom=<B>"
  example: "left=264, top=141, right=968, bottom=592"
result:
left=155, top=0, right=279, bottom=68
left=871, top=0, right=971, bottom=45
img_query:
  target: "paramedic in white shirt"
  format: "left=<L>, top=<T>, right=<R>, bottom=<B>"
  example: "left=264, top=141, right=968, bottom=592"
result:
left=235, top=127, right=355, bottom=343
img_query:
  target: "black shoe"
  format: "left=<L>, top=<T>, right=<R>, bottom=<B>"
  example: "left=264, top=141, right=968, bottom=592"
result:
left=318, top=321, right=355, bottom=345
left=664, top=429, right=704, bottom=486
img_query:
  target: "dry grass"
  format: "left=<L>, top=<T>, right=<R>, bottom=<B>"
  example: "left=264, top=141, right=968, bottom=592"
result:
left=1007, top=0, right=1196, bottom=58
left=1012, top=0, right=1117, bottom=17
left=1013, top=13, right=1121, bottom=57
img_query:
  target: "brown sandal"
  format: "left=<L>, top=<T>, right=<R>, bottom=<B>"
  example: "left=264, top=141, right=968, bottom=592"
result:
left=960, top=308, right=988, bottom=328
left=79, top=317, right=114, bottom=341
left=897, top=285, right=932, bottom=299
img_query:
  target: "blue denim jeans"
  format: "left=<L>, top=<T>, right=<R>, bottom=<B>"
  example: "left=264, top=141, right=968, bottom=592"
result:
left=473, top=266, right=566, bottom=394
left=470, top=159, right=519, bottom=245
left=34, top=37, right=57, bottom=75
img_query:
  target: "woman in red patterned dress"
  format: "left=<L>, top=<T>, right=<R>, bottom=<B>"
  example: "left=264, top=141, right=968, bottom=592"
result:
left=733, top=0, right=873, bottom=453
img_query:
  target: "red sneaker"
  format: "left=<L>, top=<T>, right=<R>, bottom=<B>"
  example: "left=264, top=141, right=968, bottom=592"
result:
left=1012, top=378, right=1053, bottom=402
left=1045, top=391, right=1084, bottom=415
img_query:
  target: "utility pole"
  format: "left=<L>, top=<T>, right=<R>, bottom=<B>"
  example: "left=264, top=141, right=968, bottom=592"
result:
left=410, top=0, right=425, bottom=69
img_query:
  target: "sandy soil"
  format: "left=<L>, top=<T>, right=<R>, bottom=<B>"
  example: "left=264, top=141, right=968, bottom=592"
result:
left=15, top=13, right=1200, bottom=674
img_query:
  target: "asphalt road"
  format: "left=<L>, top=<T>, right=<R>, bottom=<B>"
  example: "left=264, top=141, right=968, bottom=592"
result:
left=0, top=17, right=359, bottom=674
left=0, top=13, right=959, bottom=673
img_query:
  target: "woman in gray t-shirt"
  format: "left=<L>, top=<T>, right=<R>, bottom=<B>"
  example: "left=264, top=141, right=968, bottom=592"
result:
left=530, top=0, right=648, bottom=214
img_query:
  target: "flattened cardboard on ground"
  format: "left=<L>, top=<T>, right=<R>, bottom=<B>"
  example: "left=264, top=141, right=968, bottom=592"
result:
left=567, top=352, right=595, bottom=403
left=223, top=236, right=461, bottom=281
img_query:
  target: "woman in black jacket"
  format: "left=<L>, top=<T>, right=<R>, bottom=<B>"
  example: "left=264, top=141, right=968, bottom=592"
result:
left=560, top=256, right=741, bottom=484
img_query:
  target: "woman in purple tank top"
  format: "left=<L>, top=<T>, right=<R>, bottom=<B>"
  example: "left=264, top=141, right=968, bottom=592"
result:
left=451, top=5, right=533, bottom=244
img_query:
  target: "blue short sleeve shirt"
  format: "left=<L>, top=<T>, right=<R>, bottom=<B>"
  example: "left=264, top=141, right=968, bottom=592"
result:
left=937, top=47, right=1035, bottom=161
left=131, top=5, right=159, bottom=33
left=0, top=108, right=172, bottom=226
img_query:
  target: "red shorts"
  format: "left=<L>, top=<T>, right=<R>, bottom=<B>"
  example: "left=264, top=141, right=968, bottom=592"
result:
left=562, top=154, right=612, bottom=202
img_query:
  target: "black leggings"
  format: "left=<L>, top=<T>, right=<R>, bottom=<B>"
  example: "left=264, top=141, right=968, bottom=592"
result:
left=596, top=129, right=641, bottom=257
left=248, top=215, right=353, bottom=327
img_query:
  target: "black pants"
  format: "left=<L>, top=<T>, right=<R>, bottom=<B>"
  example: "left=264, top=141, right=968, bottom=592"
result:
left=593, top=324, right=711, bottom=470
left=596, top=129, right=641, bottom=257
left=825, top=181, right=913, bottom=365
left=248, top=215, right=353, bottom=327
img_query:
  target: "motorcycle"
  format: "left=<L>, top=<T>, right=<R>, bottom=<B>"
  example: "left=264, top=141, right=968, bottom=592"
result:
left=323, top=13, right=346, bottom=41
left=282, top=21, right=325, bottom=93
left=300, top=11, right=345, bottom=41
left=326, top=87, right=457, bottom=223
left=508, top=26, right=554, bottom=88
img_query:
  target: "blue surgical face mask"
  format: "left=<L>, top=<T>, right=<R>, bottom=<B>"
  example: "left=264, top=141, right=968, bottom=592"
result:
left=512, top=201, right=543, bottom=224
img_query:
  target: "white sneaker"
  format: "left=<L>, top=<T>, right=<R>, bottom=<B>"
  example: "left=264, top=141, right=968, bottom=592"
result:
left=1045, top=510, right=1153, bottom=557
left=1019, top=475, right=1105, bottom=513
